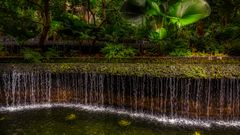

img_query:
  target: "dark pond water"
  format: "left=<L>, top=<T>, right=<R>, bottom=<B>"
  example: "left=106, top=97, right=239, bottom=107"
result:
left=0, top=107, right=239, bottom=135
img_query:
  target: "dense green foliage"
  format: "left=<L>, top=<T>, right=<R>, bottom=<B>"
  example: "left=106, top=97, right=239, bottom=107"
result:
left=101, top=43, right=136, bottom=59
left=21, top=48, right=43, bottom=63
left=0, top=0, right=239, bottom=58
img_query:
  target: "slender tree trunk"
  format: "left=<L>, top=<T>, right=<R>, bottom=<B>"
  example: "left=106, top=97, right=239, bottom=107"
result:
left=39, top=0, right=51, bottom=51
left=87, top=0, right=91, bottom=23
left=102, top=0, right=106, bottom=19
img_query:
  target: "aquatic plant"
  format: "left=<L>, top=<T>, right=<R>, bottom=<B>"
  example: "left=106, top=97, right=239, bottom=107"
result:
left=0, top=117, right=5, bottom=121
left=118, top=119, right=131, bottom=127
left=194, top=131, right=201, bottom=135
left=65, top=114, right=77, bottom=121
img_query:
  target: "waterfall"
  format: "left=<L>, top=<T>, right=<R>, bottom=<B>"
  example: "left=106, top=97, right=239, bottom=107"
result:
left=1, top=70, right=240, bottom=121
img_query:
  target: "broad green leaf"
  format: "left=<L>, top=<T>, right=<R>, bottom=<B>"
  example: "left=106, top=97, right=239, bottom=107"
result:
left=169, top=0, right=211, bottom=27
left=146, top=1, right=161, bottom=16
left=149, top=27, right=167, bottom=42
left=157, top=27, right=167, bottom=39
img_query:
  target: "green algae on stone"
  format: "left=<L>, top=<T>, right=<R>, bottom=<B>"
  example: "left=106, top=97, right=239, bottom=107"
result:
left=0, top=62, right=240, bottom=79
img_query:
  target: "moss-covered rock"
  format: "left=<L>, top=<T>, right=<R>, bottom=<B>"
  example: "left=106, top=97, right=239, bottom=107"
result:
left=0, top=61, right=240, bottom=79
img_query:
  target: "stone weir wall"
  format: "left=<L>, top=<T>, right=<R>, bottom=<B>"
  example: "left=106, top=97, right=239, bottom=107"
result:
left=0, top=69, right=240, bottom=121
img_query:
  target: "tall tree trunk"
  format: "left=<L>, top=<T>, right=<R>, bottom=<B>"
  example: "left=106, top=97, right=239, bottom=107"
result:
left=102, top=0, right=106, bottom=19
left=87, top=0, right=91, bottom=23
left=39, top=0, right=51, bottom=51
left=221, top=0, right=234, bottom=26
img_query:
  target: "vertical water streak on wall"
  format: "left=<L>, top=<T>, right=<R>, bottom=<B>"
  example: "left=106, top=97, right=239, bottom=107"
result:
left=3, top=72, right=9, bottom=106
left=84, top=73, right=88, bottom=104
left=206, top=79, right=211, bottom=119
left=56, top=73, right=60, bottom=102
left=163, top=78, right=167, bottom=116
left=160, top=78, right=164, bottom=116
left=196, top=79, right=201, bottom=119
left=23, top=72, right=27, bottom=105
left=121, top=76, right=125, bottom=109
left=1, top=70, right=240, bottom=120
left=155, top=77, right=160, bottom=115
left=131, top=76, right=136, bottom=113
left=140, top=75, right=145, bottom=113
left=220, top=78, right=224, bottom=119
left=30, top=72, right=35, bottom=104
left=2, top=71, right=52, bottom=106
left=185, top=78, right=190, bottom=118
left=100, top=74, right=104, bottom=106
left=4, top=73, right=10, bottom=106
left=237, top=79, right=240, bottom=119
left=169, top=78, right=173, bottom=117
left=16, top=72, right=21, bottom=106
left=150, top=76, right=154, bottom=115
left=89, top=73, right=93, bottom=105
left=230, top=79, right=234, bottom=119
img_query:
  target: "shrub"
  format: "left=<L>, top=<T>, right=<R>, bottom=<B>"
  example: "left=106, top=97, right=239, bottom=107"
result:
left=169, top=48, right=192, bottom=57
left=0, top=42, right=8, bottom=56
left=101, top=43, right=136, bottom=59
left=227, top=39, right=240, bottom=56
left=0, top=42, right=4, bottom=52
left=21, top=48, right=43, bottom=63
left=44, top=48, right=60, bottom=60
left=149, top=28, right=167, bottom=43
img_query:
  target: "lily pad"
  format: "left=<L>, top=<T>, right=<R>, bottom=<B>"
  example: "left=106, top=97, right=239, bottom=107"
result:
left=118, top=119, right=131, bottom=127
left=194, top=131, right=201, bottom=135
left=65, top=114, right=77, bottom=121
left=0, top=117, right=5, bottom=121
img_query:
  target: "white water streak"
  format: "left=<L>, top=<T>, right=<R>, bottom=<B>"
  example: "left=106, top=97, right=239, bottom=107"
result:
left=1, top=104, right=240, bottom=128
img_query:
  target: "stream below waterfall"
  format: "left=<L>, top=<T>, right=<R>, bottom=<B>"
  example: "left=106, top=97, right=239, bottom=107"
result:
left=0, top=107, right=239, bottom=135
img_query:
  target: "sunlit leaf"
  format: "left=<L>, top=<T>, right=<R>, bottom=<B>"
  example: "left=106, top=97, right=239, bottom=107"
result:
left=158, top=27, right=167, bottom=39
left=169, top=0, right=211, bottom=27
left=149, top=27, right=167, bottom=42
left=146, top=1, right=161, bottom=16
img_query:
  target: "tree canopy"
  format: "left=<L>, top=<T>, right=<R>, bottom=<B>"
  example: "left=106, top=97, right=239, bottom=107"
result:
left=0, top=0, right=240, bottom=57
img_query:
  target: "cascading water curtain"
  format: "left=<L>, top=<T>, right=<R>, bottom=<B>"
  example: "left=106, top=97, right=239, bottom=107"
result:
left=1, top=70, right=240, bottom=121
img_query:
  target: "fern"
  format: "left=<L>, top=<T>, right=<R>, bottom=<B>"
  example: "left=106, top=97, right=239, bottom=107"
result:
left=101, top=43, right=136, bottom=59
left=21, top=48, right=43, bottom=63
